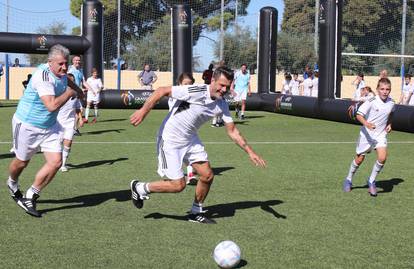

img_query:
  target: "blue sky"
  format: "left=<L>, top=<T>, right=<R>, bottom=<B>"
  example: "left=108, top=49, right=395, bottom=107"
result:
left=0, top=0, right=284, bottom=67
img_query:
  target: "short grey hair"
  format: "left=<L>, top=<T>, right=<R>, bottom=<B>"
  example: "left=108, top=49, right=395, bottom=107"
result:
left=48, top=44, right=70, bottom=61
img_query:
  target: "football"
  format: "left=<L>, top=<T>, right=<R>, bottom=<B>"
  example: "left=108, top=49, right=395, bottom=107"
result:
left=213, top=240, right=241, bottom=268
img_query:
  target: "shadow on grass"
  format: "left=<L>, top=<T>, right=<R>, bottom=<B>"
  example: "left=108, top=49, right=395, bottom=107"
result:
left=37, top=189, right=130, bottom=214
left=82, top=128, right=125, bottom=135
left=212, top=166, right=235, bottom=175
left=235, top=259, right=248, bottom=268
left=0, top=153, right=15, bottom=160
left=352, top=178, right=404, bottom=193
left=144, top=199, right=286, bottom=222
left=67, top=157, right=128, bottom=169
left=95, top=118, right=127, bottom=123
left=243, top=115, right=264, bottom=119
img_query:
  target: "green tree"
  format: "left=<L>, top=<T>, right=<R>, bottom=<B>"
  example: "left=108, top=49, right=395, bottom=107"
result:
left=277, top=32, right=316, bottom=73
left=70, top=0, right=251, bottom=69
left=282, top=0, right=414, bottom=56
left=26, top=21, right=67, bottom=66
left=213, top=27, right=257, bottom=70
left=123, top=15, right=171, bottom=71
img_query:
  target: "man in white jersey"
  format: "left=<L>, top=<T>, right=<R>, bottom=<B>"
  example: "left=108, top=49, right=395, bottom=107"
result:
left=343, top=78, right=395, bottom=197
left=129, top=67, right=266, bottom=224
left=57, top=73, right=82, bottom=172
left=398, top=74, right=413, bottom=105
left=6, top=45, right=83, bottom=217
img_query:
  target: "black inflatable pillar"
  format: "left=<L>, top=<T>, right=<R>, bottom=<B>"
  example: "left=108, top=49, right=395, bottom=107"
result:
left=257, top=7, right=277, bottom=94
left=318, top=0, right=338, bottom=100
left=172, top=4, right=192, bottom=85
left=82, top=0, right=103, bottom=80
left=335, top=0, right=343, bottom=98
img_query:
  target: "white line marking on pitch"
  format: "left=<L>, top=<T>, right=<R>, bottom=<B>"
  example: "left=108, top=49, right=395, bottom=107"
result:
left=2, top=141, right=414, bottom=145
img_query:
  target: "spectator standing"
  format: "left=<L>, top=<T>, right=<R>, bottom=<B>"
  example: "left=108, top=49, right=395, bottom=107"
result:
left=281, top=73, right=292, bottom=95
left=302, top=70, right=313, bottom=96
left=202, top=64, right=214, bottom=85
left=138, top=64, right=158, bottom=90
left=352, top=72, right=366, bottom=100
left=291, top=73, right=301, bottom=96
left=0, top=63, right=4, bottom=82
left=399, top=74, right=413, bottom=105
left=12, top=58, right=21, bottom=67
left=311, top=71, right=319, bottom=97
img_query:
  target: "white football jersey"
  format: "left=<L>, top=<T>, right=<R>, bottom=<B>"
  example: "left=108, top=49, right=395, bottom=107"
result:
left=311, top=77, right=318, bottom=97
left=302, top=78, right=313, bottom=96
left=290, top=80, right=300, bottom=95
left=159, top=84, right=233, bottom=145
left=357, top=95, right=395, bottom=138
left=57, top=97, right=80, bottom=122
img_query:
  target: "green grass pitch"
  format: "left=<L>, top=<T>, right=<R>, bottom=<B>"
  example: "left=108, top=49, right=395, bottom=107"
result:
left=1, top=104, right=413, bottom=268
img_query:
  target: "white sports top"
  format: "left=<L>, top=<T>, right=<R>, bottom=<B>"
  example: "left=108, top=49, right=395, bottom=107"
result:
left=159, top=84, right=233, bottom=145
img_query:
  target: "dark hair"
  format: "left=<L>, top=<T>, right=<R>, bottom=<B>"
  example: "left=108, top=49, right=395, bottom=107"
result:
left=67, top=73, right=75, bottom=80
left=357, top=72, right=364, bottom=78
left=241, top=63, right=247, bottom=67
left=213, top=66, right=234, bottom=81
left=363, top=86, right=373, bottom=93
left=208, top=63, right=214, bottom=70
left=177, top=72, right=195, bottom=85
left=405, top=73, right=412, bottom=79
left=376, top=77, right=391, bottom=89
left=91, top=67, right=98, bottom=74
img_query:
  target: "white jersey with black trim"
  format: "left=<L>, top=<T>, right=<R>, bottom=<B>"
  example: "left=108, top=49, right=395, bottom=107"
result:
left=357, top=95, right=395, bottom=138
left=159, top=84, right=233, bottom=145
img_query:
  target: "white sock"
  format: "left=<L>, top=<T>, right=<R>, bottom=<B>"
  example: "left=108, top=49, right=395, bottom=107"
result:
left=135, top=182, right=150, bottom=196
left=7, top=176, right=19, bottom=192
left=187, top=165, right=193, bottom=176
left=346, top=160, right=359, bottom=182
left=26, top=185, right=40, bottom=199
left=62, top=146, right=70, bottom=167
left=368, top=160, right=384, bottom=183
left=212, top=117, right=217, bottom=125
left=191, top=202, right=203, bottom=214
left=94, top=108, right=98, bottom=118
left=85, top=107, right=90, bottom=120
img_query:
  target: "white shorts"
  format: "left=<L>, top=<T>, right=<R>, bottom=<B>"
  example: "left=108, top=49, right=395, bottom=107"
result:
left=356, top=131, right=387, bottom=155
left=12, top=115, right=63, bottom=161
left=233, top=90, right=247, bottom=102
left=58, top=117, right=76, bottom=141
left=157, top=136, right=208, bottom=180
left=87, top=93, right=100, bottom=103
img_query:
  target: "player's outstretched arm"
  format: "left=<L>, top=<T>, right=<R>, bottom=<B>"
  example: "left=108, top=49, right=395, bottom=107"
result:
left=225, top=122, right=266, bottom=168
left=67, top=79, right=85, bottom=99
left=130, top=86, right=172, bottom=126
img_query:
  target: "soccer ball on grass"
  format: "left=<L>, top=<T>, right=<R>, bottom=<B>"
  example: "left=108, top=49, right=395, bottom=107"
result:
left=213, top=240, right=241, bottom=268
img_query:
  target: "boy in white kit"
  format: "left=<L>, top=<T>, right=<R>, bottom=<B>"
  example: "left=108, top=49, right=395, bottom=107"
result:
left=85, top=68, right=104, bottom=123
left=343, top=78, right=395, bottom=196
left=129, top=67, right=266, bottom=224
